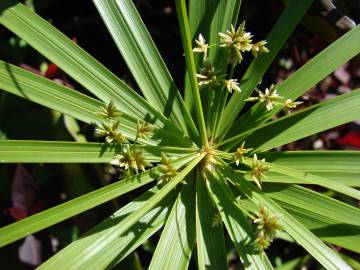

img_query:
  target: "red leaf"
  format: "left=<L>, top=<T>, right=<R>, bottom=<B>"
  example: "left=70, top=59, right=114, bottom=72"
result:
left=11, top=165, right=36, bottom=213
left=336, top=132, right=360, bottom=148
left=44, top=63, right=59, bottom=79
left=7, top=207, right=28, bottom=220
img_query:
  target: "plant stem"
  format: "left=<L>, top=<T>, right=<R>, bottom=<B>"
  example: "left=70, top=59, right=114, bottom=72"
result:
left=205, top=85, right=213, bottom=134
left=176, top=0, right=208, bottom=147
left=212, top=64, right=236, bottom=140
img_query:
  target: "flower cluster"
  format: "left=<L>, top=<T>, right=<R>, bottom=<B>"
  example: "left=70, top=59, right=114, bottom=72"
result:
left=95, top=101, right=153, bottom=175
left=245, top=84, right=284, bottom=111
left=250, top=154, right=269, bottom=189
left=246, top=84, right=302, bottom=112
left=95, top=121, right=128, bottom=144
left=218, top=22, right=262, bottom=64
left=111, top=144, right=151, bottom=174
left=195, top=60, right=222, bottom=86
left=253, top=206, right=283, bottom=252
left=234, top=141, right=253, bottom=165
left=98, top=100, right=122, bottom=119
left=192, top=22, right=268, bottom=96
left=136, top=121, right=153, bottom=141
left=95, top=101, right=128, bottom=144
left=193, top=34, right=208, bottom=61
left=225, top=79, right=241, bottom=93
left=157, top=153, right=178, bottom=185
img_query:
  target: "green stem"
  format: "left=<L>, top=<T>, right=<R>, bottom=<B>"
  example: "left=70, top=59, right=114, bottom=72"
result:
left=212, top=64, right=236, bottom=140
left=176, top=0, right=208, bottom=147
left=205, top=85, right=213, bottom=134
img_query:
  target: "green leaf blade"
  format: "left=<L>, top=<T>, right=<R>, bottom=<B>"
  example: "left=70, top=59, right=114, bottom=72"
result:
left=0, top=1, right=179, bottom=132
left=228, top=23, right=360, bottom=139
left=260, top=151, right=360, bottom=186
left=0, top=154, right=196, bottom=247
left=227, top=170, right=351, bottom=270
left=176, top=0, right=208, bottom=146
left=218, top=0, right=313, bottom=140
left=149, top=183, right=196, bottom=270
left=196, top=172, right=227, bottom=270
left=226, top=89, right=360, bottom=151
left=207, top=171, right=273, bottom=270
left=93, top=0, right=198, bottom=140
left=39, top=187, right=176, bottom=270
left=0, top=140, right=196, bottom=163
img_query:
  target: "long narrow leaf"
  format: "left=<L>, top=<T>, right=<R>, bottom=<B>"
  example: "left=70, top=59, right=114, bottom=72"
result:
left=207, top=170, right=273, bottom=270
left=225, top=169, right=351, bottom=270
left=93, top=0, right=198, bottom=140
left=238, top=184, right=360, bottom=253
left=0, top=60, right=194, bottom=147
left=39, top=187, right=176, bottom=270
left=176, top=0, right=208, bottom=146
left=260, top=151, right=360, bottom=186
left=241, top=157, right=360, bottom=201
left=149, top=182, right=196, bottom=270
left=228, top=23, right=360, bottom=139
left=55, top=153, right=204, bottom=269
left=218, top=0, right=313, bottom=140
left=0, top=154, right=196, bottom=247
left=0, top=60, right=101, bottom=124
left=0, top=1, right=179, bottom=131
left=196, top=171, right=227, bottom=270
left=0, top=140, right=196, bottom=163
left=264, top=184, right=360, bottom=252
left=224, top=89, right=360, bottom=151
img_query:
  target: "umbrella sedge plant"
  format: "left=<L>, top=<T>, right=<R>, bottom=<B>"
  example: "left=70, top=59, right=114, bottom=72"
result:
left=0, top=0, right=360, bottom=269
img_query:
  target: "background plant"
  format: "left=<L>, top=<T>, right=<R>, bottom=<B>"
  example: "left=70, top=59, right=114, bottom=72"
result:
left=0, top=0, right=360, bottom=269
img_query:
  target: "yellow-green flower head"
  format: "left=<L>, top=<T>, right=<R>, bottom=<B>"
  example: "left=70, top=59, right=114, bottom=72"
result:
left=250, top=154, right=269, bottom=189
left=211, top=213, right=222, bottom=228
left=251, top=40, right=269, bottom=57
left=254, top=206, right=283, bottom=252
left=98, top=100, right=122, bottom=119
left=193, top=33, right=209, bottom=59
left=196, top=60, right=222, bottom=86
left=246, top=84, right=284, bottom=111
left=234, top=141, right=252, bottom=165
left=283, top=98, right=303, bottom=114
left=137, top=121, right=154, bottom=140
left=94, top=121, right=128, bottom=144
left=158, top=153, right=177, bottom=185
left=111, top=145, right=151, bottom=173
left=219, top=22, right=253, bottom=64
left=225, top=79, right=241, bottom=93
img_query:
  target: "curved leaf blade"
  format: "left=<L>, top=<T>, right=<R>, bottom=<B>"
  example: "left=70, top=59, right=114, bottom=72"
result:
left=53, top=153, right=204, bottom=269
left=228, top=23, right=360, bottom=139
left=39, top=187, right=176, bottom=270
left=196, top=172, right=227, bottom=270
left=0, top=154, right=196, bottom=247
left=207, top=171, right=273, bottom=270
left=149, top=183, right=196, bottom=270
left=226, top=89, right=360, bottom=151
left=0, top=140, right=196, bottom=163
left=0, top=60, right=194, bottom=147
left=260, top=151, right=360, bottom=186
left=218, top=0, right=313, bottom=140
left=0, top=1, right=179, bottom=132
left=238, top=184, right=360, bottom=253
left=226, top=169, right=351, bottom=270
left=93, top=0, right=198, bottom=140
